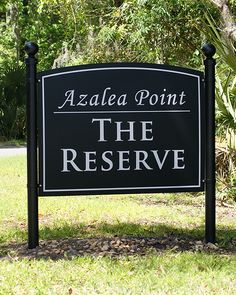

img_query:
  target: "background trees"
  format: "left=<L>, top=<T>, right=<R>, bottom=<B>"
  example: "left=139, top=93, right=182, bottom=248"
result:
left=204, top=0, right=236, bottom=200
left=1, top=0, right=218, bottom=70
left=2, top=0, right=236, bottom=198
left=1, top=0, right=218, bottom=140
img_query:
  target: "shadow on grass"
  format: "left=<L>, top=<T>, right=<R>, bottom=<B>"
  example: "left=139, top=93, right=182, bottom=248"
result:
left=131, top=193, right=205, bottom=207
left=39, top=220, right=236, bottom=242
left=0, top=221, right=235, bottom=260
left=40, top=221, right=205, bottom=240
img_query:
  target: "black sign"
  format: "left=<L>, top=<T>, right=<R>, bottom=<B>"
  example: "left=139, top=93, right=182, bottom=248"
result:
left=38, top=63, right=205, bottom=195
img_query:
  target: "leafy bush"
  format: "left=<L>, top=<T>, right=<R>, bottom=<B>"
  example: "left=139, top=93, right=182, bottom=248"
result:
left=203, top=11, right=236, bottom=201
left=0, top=64, right=26, bottom=140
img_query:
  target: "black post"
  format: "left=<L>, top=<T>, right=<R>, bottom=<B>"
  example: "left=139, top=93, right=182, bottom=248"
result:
left=25, top=41, right=39, bottom=249
left=202, top=43, right=216, bottom=243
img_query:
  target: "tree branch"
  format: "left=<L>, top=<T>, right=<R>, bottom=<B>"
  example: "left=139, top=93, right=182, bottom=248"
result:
left=209, top=0, right=236, bottom=42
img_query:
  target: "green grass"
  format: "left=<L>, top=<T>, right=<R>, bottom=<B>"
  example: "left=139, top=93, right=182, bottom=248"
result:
left=0, top=254, right=236, bottom=294
left=0, top=155, right=236, bottom=294
left=0, top=139, right=26, bottom=147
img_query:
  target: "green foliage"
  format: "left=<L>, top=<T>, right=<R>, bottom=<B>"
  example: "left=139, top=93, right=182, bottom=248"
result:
left=204, top=13, right=236, bottom=147
left=228, top=0, right=236, bottom=15
left=66, top=0, right=214, bottom=67
left=0, top=0, right=219, bottom=140
left=0, top=64, right=26, bottom=140
left=4, top=0, right=215, bottom=68
left=215, top=73, right=236, bottom=144
left=203, top=9, right=236, bottom=200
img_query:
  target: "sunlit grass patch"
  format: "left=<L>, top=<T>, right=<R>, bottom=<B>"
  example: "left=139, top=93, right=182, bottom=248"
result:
left=0, top=253, right=236, bottom=294
left=0, top=155, right=236, bottom=294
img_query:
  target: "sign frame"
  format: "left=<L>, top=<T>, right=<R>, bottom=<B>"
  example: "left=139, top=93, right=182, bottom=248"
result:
left=38, top=63, right=205, bottom=196
left=24, top=42, right=216, bottom=249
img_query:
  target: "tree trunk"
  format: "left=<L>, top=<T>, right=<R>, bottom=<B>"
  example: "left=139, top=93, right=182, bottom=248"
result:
left=209, top=0, right=236, bottom=42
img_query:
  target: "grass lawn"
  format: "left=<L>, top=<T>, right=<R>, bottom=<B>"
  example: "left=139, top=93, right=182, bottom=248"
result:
left=0, top=155, right=236, bottom=294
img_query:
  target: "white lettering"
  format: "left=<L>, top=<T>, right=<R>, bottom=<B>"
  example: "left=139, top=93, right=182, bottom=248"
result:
left=58, top=90, right=75, bottom=109
left=92, top=118, right=112, bottom=142
left=173, top=150, right=185, bottom=169
left=135, top=89, right=149, bottom=105
left=108, top=94, right=116, bottom=106
left=60, top=149, right=186, bottom=172
left=118, top=151, right=130, bottom=171
left=151, top=150, right=170, bottom=170
left=167, top=94, right=177, bottom=105
left=134, top=150, right=152, bottom=170
left=134, top=88, right=187, bottom=107
left=102, top=151, right=113, bottom=171
left=89, top=94, right=99, bottom=106
left=61, top=148, right=82, bottom=172
left=141, top=121, right=153, bottom=141
left=101, top=87, right=111, bottom=105
left=84, top=151, right=97, bottom=171
left=179, top=91, right=186, bottom=105
left=117, top=94, right=127, bottom=106
left=150, top=94, right=158, bottom=105
left=115, top=121, right=135, bottom=141
left=77, top=94, right=87, bottom=106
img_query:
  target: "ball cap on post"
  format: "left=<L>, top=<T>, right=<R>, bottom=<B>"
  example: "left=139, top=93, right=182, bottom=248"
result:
left=202, top=43, right=216, bottom=58
left=24, top=41, right=39, bottom=57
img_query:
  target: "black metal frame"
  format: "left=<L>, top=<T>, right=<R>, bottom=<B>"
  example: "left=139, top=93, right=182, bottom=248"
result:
left=25, top=42, right=216, bottom=249
left=25, top=42, right=39, bottom=248
left=202, top=44, right=216, bottom=243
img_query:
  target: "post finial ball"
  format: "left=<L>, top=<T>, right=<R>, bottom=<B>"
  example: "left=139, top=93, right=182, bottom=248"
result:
left=24, top=41, right=39, bottom=57
left=202, top=43, right=216, bottom=58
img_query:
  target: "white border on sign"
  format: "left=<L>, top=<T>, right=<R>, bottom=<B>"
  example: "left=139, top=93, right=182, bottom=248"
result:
left=41, top=67, right=202, bottom=193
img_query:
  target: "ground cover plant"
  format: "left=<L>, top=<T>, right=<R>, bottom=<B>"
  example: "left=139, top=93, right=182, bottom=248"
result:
left=0, top=154, right=236, bottom=294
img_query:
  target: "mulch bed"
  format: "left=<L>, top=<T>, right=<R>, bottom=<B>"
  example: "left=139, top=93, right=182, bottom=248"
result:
left=1, top=235, right=235, bottom=261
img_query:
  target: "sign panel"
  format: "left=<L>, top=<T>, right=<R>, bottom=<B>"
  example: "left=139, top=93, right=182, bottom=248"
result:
left=38, top=63, right=205, bottom=195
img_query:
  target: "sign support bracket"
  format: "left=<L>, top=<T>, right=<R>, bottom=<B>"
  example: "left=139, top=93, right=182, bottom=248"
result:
left=25, top=42, right=39, bottom=249
left=202, top=43, right=216, bottom=243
